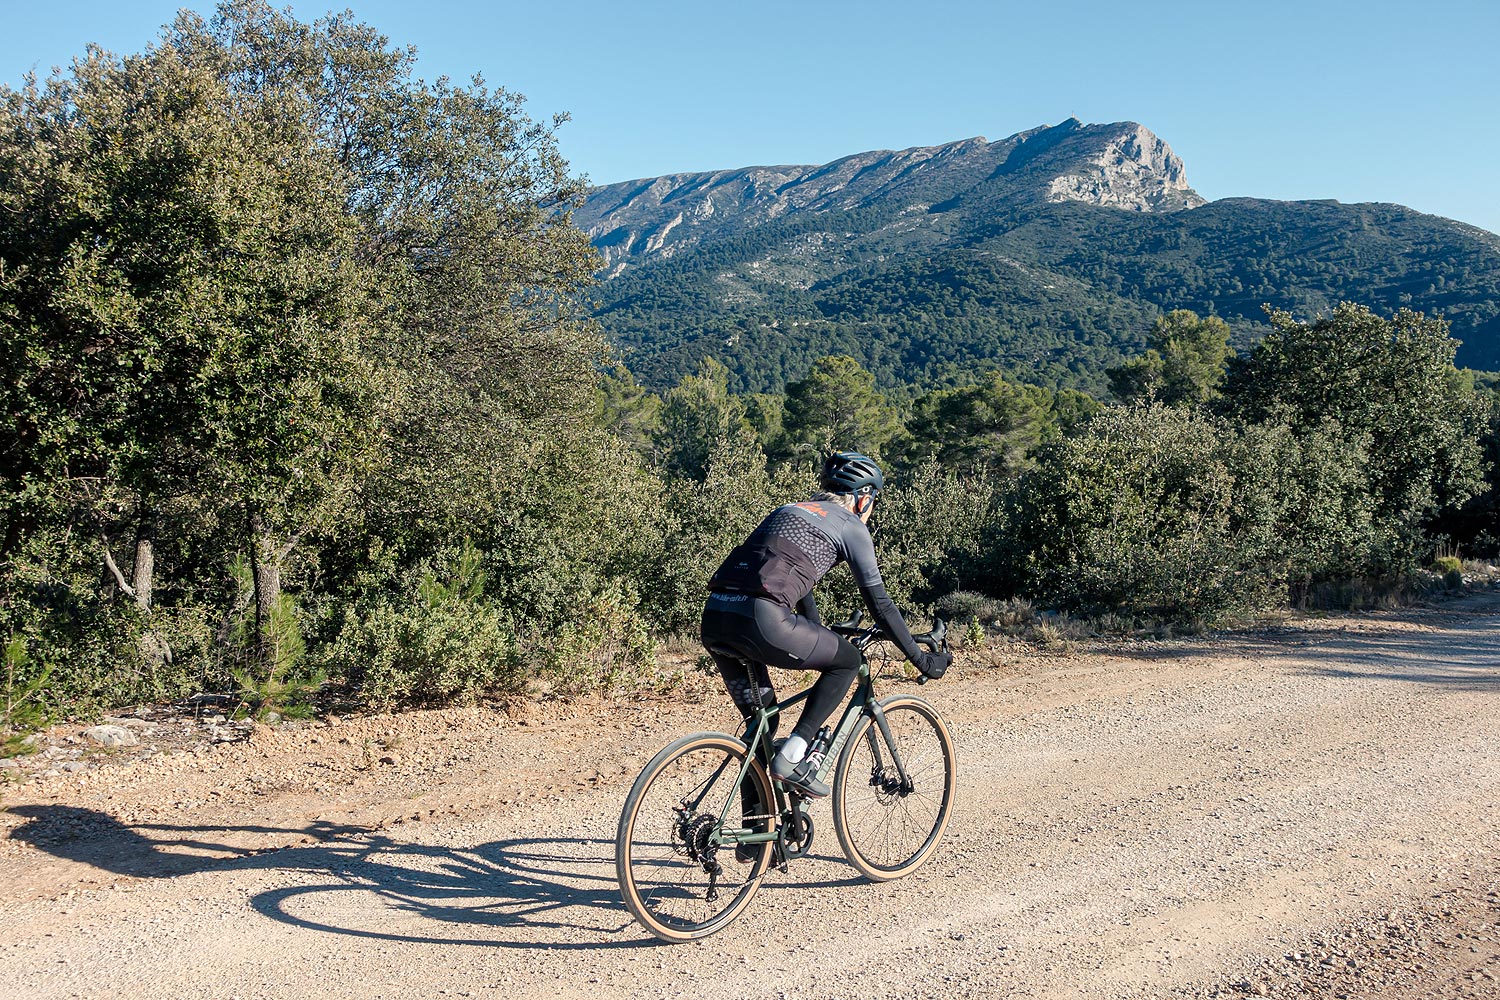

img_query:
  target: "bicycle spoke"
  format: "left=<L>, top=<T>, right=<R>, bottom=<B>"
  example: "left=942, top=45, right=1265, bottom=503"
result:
left=617, top=734, right=773, bottom=940
left=833, top=698, right=955, bottom=880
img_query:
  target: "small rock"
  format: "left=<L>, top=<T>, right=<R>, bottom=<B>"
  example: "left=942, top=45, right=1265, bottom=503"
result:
left=263, top=712, right=281, bottom=724
left=0, top=758, right=18, bottom=769
left=82, top=725, right=138, bottom=748
left=59, top=762, right=87, bottom=773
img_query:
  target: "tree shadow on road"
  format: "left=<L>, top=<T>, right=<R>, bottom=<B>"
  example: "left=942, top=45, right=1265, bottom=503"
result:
left=1285, top=623, right=1500, bottom=691
left=5, top=805, right=861, bottom=949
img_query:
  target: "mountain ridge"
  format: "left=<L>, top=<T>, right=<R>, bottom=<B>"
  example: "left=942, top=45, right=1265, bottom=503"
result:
left=576, top=120, right=1500, bottom=391
left=578, top=119, right=1204, bottom=277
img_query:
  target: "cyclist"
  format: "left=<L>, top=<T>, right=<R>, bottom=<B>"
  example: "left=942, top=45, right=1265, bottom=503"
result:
left=701, top=451, right=952, bottom=799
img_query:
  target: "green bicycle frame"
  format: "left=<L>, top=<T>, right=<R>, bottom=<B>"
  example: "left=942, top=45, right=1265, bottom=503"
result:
left=710, top=656, right=913, bottom=849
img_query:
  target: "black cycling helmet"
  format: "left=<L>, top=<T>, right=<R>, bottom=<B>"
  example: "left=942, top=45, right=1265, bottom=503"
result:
left=820, top=451, right=884, bottom=496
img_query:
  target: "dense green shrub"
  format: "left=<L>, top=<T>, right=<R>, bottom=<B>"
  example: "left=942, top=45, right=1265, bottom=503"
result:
left=0, top=534, right=220, bottom=717
left=320, top=598, right=517, bottom=711
left=1431, top=555, right=1464, bottom=575
left=316, top=548, right=519, bottom=710
left=1009, top=403, right=1286, bottom=624
left=542, top=583, right=658, bottom=693
left=1223, top=304, right=1487, bottom=566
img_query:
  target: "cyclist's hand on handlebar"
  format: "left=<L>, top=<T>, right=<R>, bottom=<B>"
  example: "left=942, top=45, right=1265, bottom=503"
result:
left=918, top=650, right=952, bottom=681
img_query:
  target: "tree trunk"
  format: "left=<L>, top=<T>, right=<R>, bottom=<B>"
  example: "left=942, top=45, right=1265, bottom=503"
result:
left=246, top=508, right=289, bottom=675
left=131, top=513, right=155, bottom=613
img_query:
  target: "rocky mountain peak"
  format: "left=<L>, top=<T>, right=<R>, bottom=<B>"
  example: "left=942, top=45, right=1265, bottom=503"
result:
left=575, top=120, right=1205, bottom=274
left=1041, top=121, right=1204, bottom=213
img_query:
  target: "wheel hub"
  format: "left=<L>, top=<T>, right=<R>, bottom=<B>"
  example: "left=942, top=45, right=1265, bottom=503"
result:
left=869, top=766, right=909, bottom=801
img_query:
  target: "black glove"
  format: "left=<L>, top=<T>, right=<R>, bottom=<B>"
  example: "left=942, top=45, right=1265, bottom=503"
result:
left=918, top=650, right=951, bottom=680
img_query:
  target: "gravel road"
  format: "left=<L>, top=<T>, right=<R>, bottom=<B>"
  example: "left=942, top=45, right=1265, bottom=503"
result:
left=2, top=595, right=1498, bottom=1000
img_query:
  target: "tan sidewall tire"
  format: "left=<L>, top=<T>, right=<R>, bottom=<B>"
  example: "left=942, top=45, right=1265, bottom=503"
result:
left=615, top=732, right=775, bottom=942
left=832, top=695, right=956, bottom=882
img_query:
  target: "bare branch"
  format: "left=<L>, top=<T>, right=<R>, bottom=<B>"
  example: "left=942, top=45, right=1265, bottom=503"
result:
left=99, top=535, right=138, bottom=600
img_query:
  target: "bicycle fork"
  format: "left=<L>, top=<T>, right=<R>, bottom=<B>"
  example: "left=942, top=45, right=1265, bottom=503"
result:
left=865, top=700, right=916, bottom=796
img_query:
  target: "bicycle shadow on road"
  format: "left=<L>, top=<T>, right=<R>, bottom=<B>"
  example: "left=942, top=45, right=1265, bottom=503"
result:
left=6, top=805, right=857, bottom=949
left=247, top=832, right=650, bottom=949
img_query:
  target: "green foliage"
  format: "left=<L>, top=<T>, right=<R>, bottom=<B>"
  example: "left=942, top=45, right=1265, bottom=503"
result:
left=963, top=619, right=986, bottom=650
left=1431, top=555, right=1464, bottom=575
left=543, top=583, right=658, bottom=693
left=0, top=524, right=220, bottom=715
left=654, top=358, right=756, bottom=481
left=1223, top=303, right=1487, bottom=570
left=595, top=365, right=663, bottom=459
left=903, top=371, right=1097, bottom=475
left=1107, top=310, right=1232, bottom=405
left=780, top=355, right=904, bottom=462
left=2, top=637, right=49, bottom=754
left=1, top=0, right=604, bottom=713
left=1009, top=404, right=1287, bottom=624
left=229, top=581, right=322, bottom=721
left=316, top=545, right=518, bottom=711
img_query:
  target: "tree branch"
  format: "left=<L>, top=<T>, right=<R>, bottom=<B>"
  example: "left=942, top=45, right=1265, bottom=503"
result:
left=99, top=534, right=138, bottom=600
left=274, top=532, right=303, bottom=563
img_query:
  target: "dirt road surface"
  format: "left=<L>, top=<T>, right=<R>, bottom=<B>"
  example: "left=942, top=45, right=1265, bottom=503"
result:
left=2, top=596, right=1498, bottom=1000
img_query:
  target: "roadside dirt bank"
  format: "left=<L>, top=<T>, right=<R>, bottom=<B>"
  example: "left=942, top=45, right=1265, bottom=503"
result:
left=1, top=593, right=1497, bottom=999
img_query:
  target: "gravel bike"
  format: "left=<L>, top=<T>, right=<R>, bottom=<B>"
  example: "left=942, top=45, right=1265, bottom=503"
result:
left=615, top=611, right=955, bottom=942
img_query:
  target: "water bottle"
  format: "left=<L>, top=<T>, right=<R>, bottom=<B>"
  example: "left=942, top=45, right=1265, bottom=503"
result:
left=807, top=726, right=833, bottom=778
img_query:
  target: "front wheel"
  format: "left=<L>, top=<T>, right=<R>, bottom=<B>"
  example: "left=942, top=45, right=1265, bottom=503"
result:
left=616, top=732, right=775, bottom=942
left=832, top=695, right=956, bottom=881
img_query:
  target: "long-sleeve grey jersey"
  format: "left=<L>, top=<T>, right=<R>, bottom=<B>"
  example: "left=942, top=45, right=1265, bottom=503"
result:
left=707, top=498, right=924, bottom=663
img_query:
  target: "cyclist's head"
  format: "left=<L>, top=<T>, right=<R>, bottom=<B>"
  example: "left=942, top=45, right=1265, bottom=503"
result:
left=819, top=452, right=883, bottom=519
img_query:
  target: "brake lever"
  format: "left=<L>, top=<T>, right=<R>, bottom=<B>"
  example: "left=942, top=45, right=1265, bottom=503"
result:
left=913, top=617, right=947, bottom=685
left=830, top=609, right=865, bottom=630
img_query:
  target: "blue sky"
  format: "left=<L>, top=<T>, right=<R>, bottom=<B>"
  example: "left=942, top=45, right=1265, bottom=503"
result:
left=6, top=0, right=1499, bottom=234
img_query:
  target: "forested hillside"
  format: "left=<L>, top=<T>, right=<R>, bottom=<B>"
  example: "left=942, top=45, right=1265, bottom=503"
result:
left=3, top=2, right=1498, bottom=741
left=581, top=134, right=1500, bottom=392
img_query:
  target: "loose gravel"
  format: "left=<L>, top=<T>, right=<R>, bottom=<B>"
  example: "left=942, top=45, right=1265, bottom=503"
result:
left=1, top=594, right=1497, bottom=1000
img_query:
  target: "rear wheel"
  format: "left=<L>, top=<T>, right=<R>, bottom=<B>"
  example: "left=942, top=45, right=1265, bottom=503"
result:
left=832, top=695, right=956, bottom=881
left=616, top=732, right=775, bottom=942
